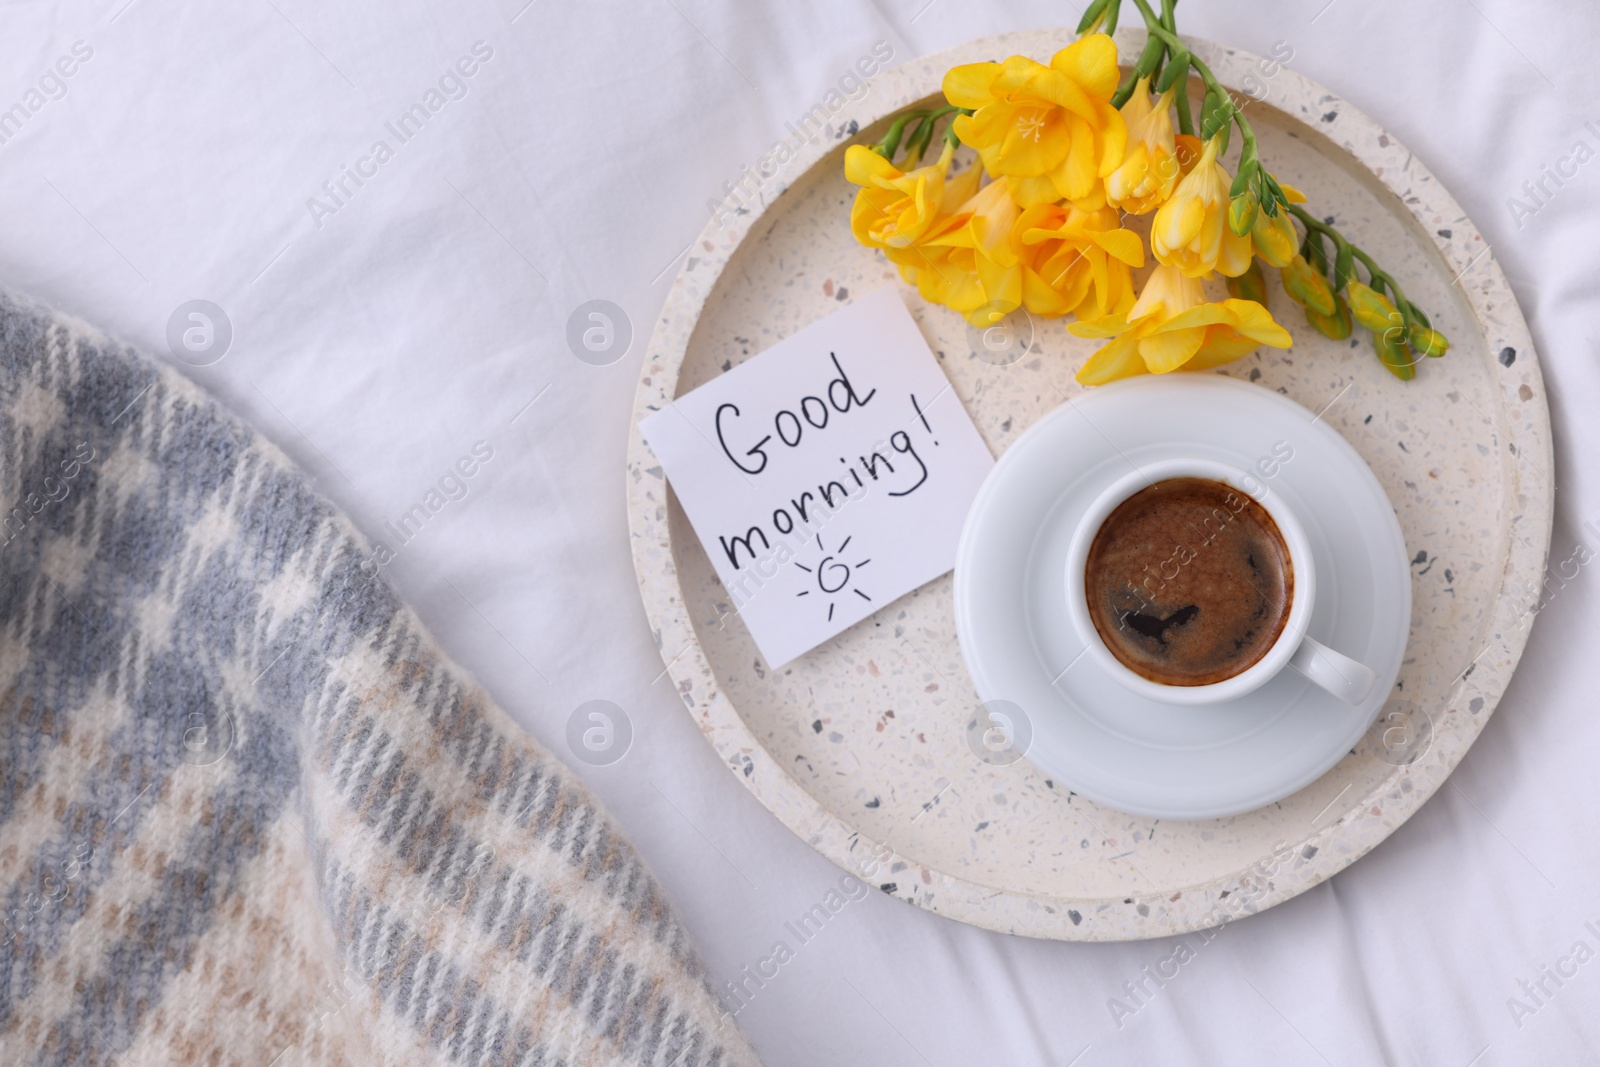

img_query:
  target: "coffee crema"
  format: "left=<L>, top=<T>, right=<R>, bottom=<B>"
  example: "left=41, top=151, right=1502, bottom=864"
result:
left=1084, top=477, right=1293, bottom=687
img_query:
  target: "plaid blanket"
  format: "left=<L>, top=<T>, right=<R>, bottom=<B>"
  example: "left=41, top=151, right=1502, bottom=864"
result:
left=0, top=291, right=756, bottom=1067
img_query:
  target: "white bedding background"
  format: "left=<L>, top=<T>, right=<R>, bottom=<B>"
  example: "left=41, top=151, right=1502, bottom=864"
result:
left=3, top=0, right=1598, bottom=1063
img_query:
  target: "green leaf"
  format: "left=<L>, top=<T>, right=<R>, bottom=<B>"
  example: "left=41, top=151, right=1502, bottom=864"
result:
left=903, top=117, right=932, bottom=163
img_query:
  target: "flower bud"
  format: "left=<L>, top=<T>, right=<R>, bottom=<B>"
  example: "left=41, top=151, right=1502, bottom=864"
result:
left=1280, top=255, right=1336, bottom=316
left=1250, top=209, right=1296, bottom=268
left=1225, top=259, right=1269, bottom=307
left=1374, top=327, right=1416, bottom=381
left=1305, top=292, right=1352, bottom=340
left=1227, top=191, right=1259, bottom=237
left=1076, top=0, right=1110, bottom=33
left=1408, top=323, right=1450, bottom=358
left=1346, top=280, right=1401, bottom=333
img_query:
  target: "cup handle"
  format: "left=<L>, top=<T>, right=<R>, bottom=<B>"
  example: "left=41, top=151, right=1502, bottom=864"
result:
left=1289, top=636, right=1378, bottom=705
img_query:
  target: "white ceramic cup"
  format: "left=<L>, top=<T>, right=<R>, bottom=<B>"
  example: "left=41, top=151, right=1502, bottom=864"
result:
left=1064, top=458, right=1378, bottom=707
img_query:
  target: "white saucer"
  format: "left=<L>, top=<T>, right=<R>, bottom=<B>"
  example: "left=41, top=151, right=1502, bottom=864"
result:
left=953, top=374, right=1411, bottom=820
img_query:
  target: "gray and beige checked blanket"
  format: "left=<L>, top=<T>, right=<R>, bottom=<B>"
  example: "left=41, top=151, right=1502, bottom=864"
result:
left=0, top=291, right=757, bottom=1067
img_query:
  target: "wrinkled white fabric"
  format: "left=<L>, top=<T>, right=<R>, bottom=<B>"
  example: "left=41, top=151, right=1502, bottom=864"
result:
left=2, top=0, right=1596, bottom=1063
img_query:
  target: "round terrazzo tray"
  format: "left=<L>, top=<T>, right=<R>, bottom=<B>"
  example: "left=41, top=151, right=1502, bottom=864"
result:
left=626, top=28, right=1553, bottom=941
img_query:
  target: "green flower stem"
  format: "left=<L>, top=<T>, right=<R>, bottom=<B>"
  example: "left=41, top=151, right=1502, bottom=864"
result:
left=910, top=105, right=962, bottom=162
left=1160, top=0, right=1192, bottom=135
left=1089, top=0, right=1437, bottom=365
left=1287, top=205, right=1422, bottom=323
left=1172, top=77, right=1194, bottom=136
left=943, top=107, right=973, bottom=150
left=1153, top=0, right=1175, bottom=88
left=904, top=116, right=936, bottom=163
left=1112, top=34, right=1167, bottom=107
left=875, top=106, right=961, bottom=164
left=873, top=111, right=926, bottom=160
left=1103, top=0, right=1122, bottom=36
left=1130, top=0, right=1265, bottom=171
left=1106, top=0, right=1195, bottom=133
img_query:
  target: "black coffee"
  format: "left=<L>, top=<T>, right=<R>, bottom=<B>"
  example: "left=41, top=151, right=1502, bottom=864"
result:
left=1084, top=477, right=1293, bottom=686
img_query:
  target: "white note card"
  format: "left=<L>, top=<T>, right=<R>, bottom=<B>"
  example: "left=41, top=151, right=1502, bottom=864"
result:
left=640, top=287, right=995, bottom=668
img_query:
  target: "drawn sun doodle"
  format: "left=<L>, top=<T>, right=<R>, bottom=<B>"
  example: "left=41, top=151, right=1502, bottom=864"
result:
left=794, top=535, right=873, bottom=622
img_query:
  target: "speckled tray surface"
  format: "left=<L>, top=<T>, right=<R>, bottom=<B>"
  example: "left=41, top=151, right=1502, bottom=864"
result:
left=627, top=29, right=1552, bottom=941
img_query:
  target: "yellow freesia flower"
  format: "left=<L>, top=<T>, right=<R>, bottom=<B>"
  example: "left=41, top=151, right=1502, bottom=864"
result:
left=1016, top=203, right=1144, bottom=319
left=1068, top=264, right=1292, bottom=384
left=886, top=239, right=986, bottom=319
left=943, top=35, right=1127, bottom=207
left=1150, top=136, right=1252, bottom=278
left=844, top=141, right=981, bottom=250
left=1174, top=133, right=1204, bottom=177
left=845, top=139, right=987, bottom=320
left=1105, top=78, right=1180, bottom=215
left=890, top=177, right=1024, bottom=325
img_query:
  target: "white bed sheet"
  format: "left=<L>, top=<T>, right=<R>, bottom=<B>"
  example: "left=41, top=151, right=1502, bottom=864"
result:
left=4, top=0, right=1598, bottom=1063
